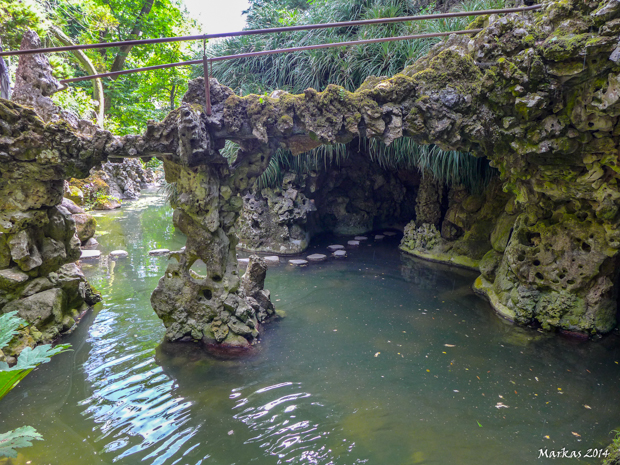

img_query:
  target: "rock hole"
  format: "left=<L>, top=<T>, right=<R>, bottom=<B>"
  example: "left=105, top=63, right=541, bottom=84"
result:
left=559, top=273, right=566, bottom=280
left=567, top=280, right=575, bottom=285
left=533, top=259, right=541, bottom=266
left=518, top=254, right=525, bottom=262
left=535, top=272, right=544, bottom=280
left=526, top=232, right=540, bottom=246
left=581, top=242, right=591, bottom=252
left=588, top=122, right=594, bottom=128
left=202, top=289, right=213, bottom=300
left=213, top=275, right=222, bottom=282
left=576, top=212, right=588, bottom=221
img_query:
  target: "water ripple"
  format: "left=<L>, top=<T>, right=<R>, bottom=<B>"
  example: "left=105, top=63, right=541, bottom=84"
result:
left=80, top=308, right=198, bottom=463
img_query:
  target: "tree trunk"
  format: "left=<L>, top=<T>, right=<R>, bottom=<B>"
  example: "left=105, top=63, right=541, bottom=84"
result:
left=50, top=26, right=105, bottom=128
left=109, top=0, right=155, bottom=74
left=170, top=84, right=176, bottom=110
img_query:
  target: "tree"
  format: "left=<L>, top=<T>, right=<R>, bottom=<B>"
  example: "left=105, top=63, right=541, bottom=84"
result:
left=0, top=0, right=198, bottom=134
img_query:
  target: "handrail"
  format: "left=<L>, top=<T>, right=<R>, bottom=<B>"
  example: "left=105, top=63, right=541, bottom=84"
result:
left=59, top=29, right=482, bottom=84
left=0, top=5, right=541, bottom=58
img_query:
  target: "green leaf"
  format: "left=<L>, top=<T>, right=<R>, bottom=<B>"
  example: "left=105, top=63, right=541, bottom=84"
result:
left=13, top=344, right=72, bottom=371
left=0, top=426, right=43, bottom=458
left=0, top=369, right=32, bottom=402
left=0, top=311, right=25, bottom=349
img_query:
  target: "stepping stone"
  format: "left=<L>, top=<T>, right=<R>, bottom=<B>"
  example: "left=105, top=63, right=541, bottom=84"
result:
left=109, top=250, right=129, bottom=259
left=180, top=246, right=186, bottom=251
left=383, top=231, right=397, bottom=236
left=333, top=250, right=347, bottom=258
left=264, top=256, right=280, bottom=265
left=149, top=248, right=170, bottom=256
left=82, top=237, right=99, bottom=249
left=80, top=250, right=101, bottom=260
left=347, top=240, right=360, bottom=246
left=238, top=258, right=250, bottom=265
left=307, top=253, right=327, bottom=262
left=288, top=259, right=308, bottom=266
left=354, top=236, right=368, bottom=241
left=327, top=244, right=344, bottom=251
left=374, top=235, right=385, bottom=240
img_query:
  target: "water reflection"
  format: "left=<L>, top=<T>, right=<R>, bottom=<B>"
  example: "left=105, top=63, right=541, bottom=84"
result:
left=0, top=192, right=619, bottom=465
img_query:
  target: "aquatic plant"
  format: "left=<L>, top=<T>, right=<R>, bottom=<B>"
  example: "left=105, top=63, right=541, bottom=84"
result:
left=0, top=311, right=71, bottom=457
left=604, top=431, right=620, bottom=465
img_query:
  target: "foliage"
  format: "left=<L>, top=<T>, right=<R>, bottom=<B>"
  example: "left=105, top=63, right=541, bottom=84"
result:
left=251, top=138, right=497, bottom=193
left=142, top=157, right=162, bottom=169
left=0, top=0, right=198, bottom=134
left=204, top=0, right=505, bottom=95
left=0, top=0, right=48, bottom=52
left=159, top=181, right=178, bottom=207
left=0, top=426, right=43, bottom=459
left=51, top=85, right=98, bottom=120
left=0, top=312, right=72, bottom=402
left=205, top=0, right=502, bottom=192
left=604, top=431, right=620, bottom=465
left=0, top=312, right=72, bottom=457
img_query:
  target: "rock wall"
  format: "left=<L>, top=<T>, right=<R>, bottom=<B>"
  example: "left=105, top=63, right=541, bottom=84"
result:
left=237, top=173, right=316, bottom=254
left=236, top=150, right=419, bottom=253
left=0, top=31, right=102, bottom=359
left=67, top=158, right=160, bottom=210
left=4, top=0, right=620, bottom=347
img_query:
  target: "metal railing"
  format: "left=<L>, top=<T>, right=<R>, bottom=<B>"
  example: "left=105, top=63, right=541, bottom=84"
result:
left=0, top=4, right=542, bottom=115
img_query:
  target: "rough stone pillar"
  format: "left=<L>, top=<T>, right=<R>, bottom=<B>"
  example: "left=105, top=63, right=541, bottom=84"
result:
left=415, top=169, right=444, bottom=227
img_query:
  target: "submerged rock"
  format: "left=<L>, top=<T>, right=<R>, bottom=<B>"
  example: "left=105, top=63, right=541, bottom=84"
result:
left=80, top=250, right=101, bottom=260
left=148, top=249, right=170, bottom=256
left=288, top=259, right=308, bottom=266
left=307, top=254, right=327, bottom=262
left=109, top=250, right=129, bottom=259
left=327, top=245, right=345, bottom=251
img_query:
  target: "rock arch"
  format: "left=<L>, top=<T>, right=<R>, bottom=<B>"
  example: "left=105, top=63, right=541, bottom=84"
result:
left=2, top=0, right=620, bottom=352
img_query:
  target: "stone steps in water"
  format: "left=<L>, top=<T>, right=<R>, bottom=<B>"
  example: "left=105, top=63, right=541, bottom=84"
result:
left=80, top=250, right=101, bottom=260
left=327, top=244, right=344, bottom=251
left=288, top=259, right=308, bottom=266
left=110, top=250, right=129, bottom=259
left=148, top=248, right=170, bottom=256
left=374, top=235, right=385, bottom=240
left=333, top=250, right=347, bottom=258
left=354, top=236, right=368, bottom=241
left=307, top=254, right=327, bottom=262
left=264, top=256, right=280, bottom=265
left=82, top=238, right=99, bottom=249
left=347, top=240, right=360, bottom=246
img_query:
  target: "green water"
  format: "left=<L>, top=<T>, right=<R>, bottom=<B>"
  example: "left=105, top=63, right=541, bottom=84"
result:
left=1, top=190, right=619, bottom=465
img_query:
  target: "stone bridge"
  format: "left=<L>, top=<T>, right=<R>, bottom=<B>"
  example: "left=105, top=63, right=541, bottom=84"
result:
left=2, top=0, right=620, bottom=353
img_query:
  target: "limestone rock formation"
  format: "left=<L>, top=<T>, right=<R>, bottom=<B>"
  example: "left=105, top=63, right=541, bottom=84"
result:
left=3, top=0, right=620, bottom=345
left=237, top=173, right=315, bottom=254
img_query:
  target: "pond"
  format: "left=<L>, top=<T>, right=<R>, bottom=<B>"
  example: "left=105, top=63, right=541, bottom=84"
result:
left=1, top=190, right=619, bottom=465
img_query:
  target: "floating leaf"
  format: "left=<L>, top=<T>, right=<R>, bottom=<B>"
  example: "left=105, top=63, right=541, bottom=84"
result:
left=444, top=344, right=456, bottom=348
left=572, top=432, right=581, bottom=438
left=495, top=402, right=509, bottom=409
left=0, top=426, right=42, bottom=458
left=374, top=352, right=380, bottom=357
left=477, top=421, right=482, bottom=427
left=584, top=405, right=592, bottom=409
